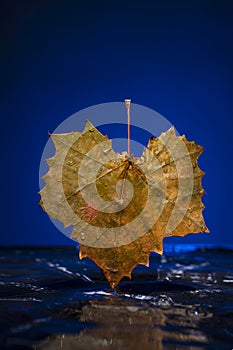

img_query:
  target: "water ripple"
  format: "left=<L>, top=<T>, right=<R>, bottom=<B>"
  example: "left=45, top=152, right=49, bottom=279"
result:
left=0, top=245, right=232, bottom=350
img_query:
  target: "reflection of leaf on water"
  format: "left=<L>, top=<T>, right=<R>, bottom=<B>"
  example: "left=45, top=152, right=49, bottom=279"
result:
left=38, top=296, right=213, bottom=350
left=40, top=121, right=209, bottom=288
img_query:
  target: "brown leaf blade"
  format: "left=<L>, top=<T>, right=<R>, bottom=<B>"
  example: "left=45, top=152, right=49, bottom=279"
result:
left=39, top=121, right=209, bottom=287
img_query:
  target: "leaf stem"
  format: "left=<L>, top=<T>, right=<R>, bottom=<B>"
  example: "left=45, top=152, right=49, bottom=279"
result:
left=124, top=99, right=131, bottom=155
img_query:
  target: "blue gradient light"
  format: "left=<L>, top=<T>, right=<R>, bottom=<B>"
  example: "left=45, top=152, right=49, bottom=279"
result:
left=1, top=1, right=233, bottom=246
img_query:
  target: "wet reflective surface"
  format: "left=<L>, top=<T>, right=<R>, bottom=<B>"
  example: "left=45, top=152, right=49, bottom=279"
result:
left=0, top=245, right=233, bottom=349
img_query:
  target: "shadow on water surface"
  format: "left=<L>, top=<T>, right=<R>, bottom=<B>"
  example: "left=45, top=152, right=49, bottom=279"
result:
left=0, top=245, right=233, bottom=350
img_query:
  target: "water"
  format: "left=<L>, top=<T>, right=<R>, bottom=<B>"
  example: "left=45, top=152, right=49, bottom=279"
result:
left=0, top=245, right=233, bottom=349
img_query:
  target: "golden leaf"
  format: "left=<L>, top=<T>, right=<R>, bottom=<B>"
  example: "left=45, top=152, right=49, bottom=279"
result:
left=39, top=121, right=209, bottom=288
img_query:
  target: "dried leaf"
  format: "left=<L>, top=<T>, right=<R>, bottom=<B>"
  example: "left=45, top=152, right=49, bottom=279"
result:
left=39, top=121, right=209, bottom=287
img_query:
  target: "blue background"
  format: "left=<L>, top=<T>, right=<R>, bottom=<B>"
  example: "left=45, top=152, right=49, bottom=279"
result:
left=1, top=0, right=233, bottom=246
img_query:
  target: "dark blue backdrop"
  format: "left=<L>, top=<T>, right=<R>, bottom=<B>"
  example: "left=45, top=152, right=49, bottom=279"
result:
left=1, top=0, right=233, bottom=246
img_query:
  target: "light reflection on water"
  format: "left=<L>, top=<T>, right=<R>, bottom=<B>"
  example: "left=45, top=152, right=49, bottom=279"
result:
left=0, top=245, right=233, bottom=350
